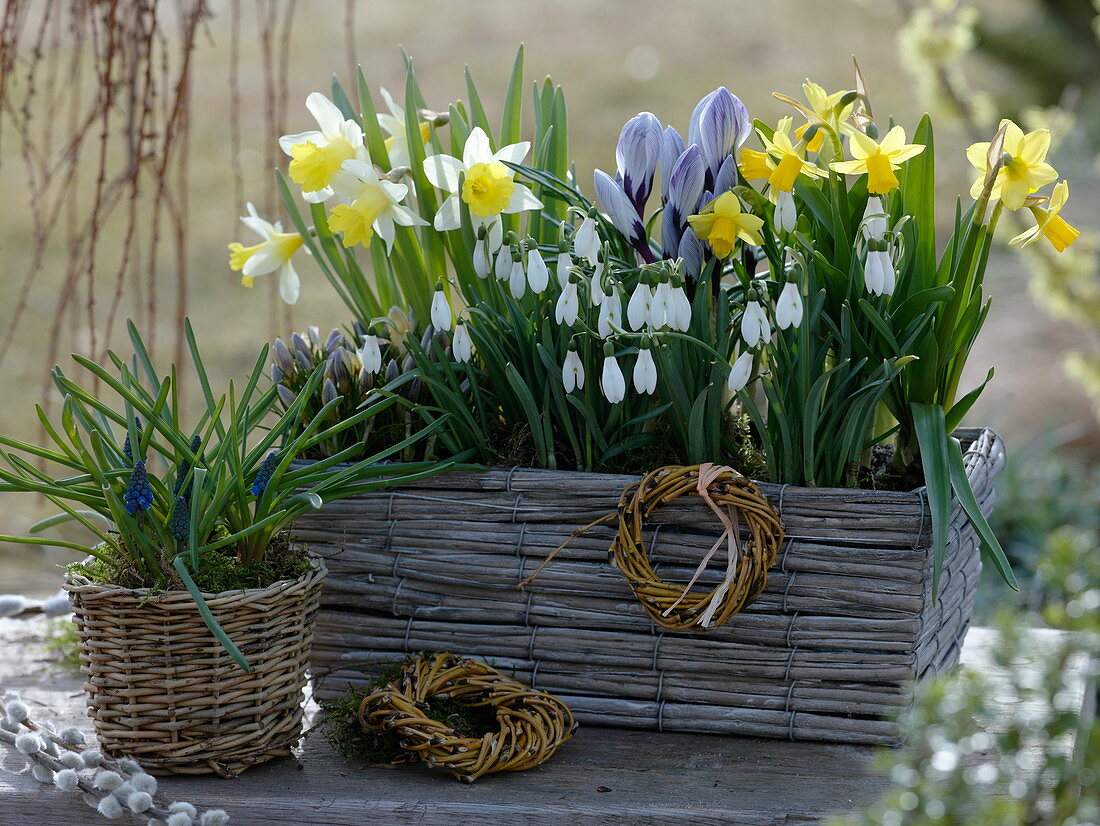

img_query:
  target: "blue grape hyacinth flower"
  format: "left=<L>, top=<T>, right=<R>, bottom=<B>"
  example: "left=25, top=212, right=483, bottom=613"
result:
left=249, top=451, right=278, bottom=497
left=123, top=459, right=154, bottom=515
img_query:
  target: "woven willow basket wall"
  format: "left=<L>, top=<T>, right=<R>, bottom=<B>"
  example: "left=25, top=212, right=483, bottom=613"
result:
left=297, top=428, right=1003, bottom=746
left=64, top=555, right=325, bottom=776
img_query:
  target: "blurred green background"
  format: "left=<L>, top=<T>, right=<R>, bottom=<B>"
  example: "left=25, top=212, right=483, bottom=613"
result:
left=1, top=0, right=1097, bottom=602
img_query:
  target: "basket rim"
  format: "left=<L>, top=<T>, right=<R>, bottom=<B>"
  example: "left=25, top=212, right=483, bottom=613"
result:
left=63, top=550, right=326, bottom=602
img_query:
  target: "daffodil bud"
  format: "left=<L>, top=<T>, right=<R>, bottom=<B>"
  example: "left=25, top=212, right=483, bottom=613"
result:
left=865, top=122, right=879, bottom=140
left=838, top=90, right=859, bottom=108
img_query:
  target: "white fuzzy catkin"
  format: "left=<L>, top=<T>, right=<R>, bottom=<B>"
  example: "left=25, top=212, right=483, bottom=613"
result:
left=5, top=699, right=28, bottom=722
left=169, top=802, right=198, bottom=817
left=41, top=590, right=71, bottom=617
left=117, top=756, right=142, bottom=774
left=0, top=594, right=28, bottom=617
left=31, top=764, right=54, bottom=783
left=58, top=726, right=85, bottom=747
left=80, top=748, right=103, bottom=767
left=94, top=769, right=123, bottom=791
left=167, top=813, right=195, bottom=826
left=58, top=750, right=85, bottom=770
left=15, top=733, right=41, bottom=754
left=200, top=810, right=230, bottom=826
left=97, top=795, right=124, bottom=819
left=127, top=791, right=154, bottom=813
left=0, top=716, right=19, bottom=733
left=54, top=768, right=80, bottom=791
left=131, top=772, right=158, bottom=794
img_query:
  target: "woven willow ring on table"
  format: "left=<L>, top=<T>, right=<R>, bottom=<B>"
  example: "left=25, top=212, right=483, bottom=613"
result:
left=357, top=653, right=576, bottom=782
left=611, top=463, right=784, bottom=632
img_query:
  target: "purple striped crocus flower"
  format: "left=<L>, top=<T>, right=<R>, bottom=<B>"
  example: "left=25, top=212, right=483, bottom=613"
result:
left=615, top=112, right=663, bottom=214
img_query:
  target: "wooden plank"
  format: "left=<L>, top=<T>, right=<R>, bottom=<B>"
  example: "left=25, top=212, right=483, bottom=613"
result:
left=0, top=617, right=1074, bottom=825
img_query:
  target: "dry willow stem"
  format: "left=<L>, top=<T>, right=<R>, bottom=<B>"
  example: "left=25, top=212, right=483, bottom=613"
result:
left=523, top=464, right=783, bottom=632
left=357, top=653, right=576, bottom=783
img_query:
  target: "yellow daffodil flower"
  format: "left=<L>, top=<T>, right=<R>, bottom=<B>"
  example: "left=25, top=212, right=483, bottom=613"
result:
left=228, top=203, right=305, bottom=304
left=775, top=80, right=856, bottom=152
left=377, top=87, right=432, bottom=170
left=830, top=126, right=925, bottom=195
left=739, top=148, right=772, bottom=181
left=327, top=160, right=427, bottom=249
left=423, top=127, right=543, bottom=233
left=279, top=92, right=367, bottom=203
left=1009, top=181, right=1079, bottom=252
left=758, top=118, right=826, bottom=194
left=966, top=120, right=1058, bottom=211
left=687, top=191, right=764, bottom=258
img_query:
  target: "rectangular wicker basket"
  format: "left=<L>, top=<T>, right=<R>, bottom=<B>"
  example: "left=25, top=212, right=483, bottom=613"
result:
left=296, top=427, right=1003, bottom=745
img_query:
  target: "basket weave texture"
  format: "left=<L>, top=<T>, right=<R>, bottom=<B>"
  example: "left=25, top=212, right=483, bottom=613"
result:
left=64, top=556, right=325, bottom=776
left=299, top=428, right=1003, bottom=746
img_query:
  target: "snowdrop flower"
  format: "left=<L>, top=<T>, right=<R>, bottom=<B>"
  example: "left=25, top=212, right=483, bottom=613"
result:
left=861, top=196, right=888, bottom=241
left=741, top=299, right=771, bottom=348
left=424, top=127, right=543, bottom=234
left=669, top=284, right=692, bottom=332
left=328, top=160, right=427, bottom=250
left=473, top=239, right=492, bottom=278
left=556, top=249, right=574, bottom=287
left=864, top=248, right=895, bottom=296
left=775, top=191, right=797, bottom=233
left=494, top=246, right=512, bottom=282
left=727, top=350, right=754, bottom=392
left=555, top=280, right=580, bottom=326
left=54, top=769, right=79, bottom=792
left=627, top=283, right=654, bottom=331
left=601, top=349, right=627, bottom=404
left=452, top=323, right=474, bottom=363
left=279, top=92, right=366, bottom=202
left=358, top=334, right=382, bottom=375
left=633, top=346, right=658, bottom=395
left=430, top=286, right=452, bottom=331
left=573, top=216, right=600, bottom=265
left=650, top=281, right=673, bottom=330
left=775, top=280, right=804, bottom=329
left=376, top=87, right=431, bottom=170
left=597, top=289, right=622, bottom=338
left=228, top=203, right=304, bottom=304
left=526, top=247, right=550, bottom=293
left=508, top=257, right=527, bottom=299
left=562, top=346, right=585, bottom=392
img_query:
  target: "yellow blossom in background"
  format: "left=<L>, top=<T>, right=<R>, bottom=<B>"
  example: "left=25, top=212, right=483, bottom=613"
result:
left=227, top=203, right=305, bottom=304
left=279, top=92, right=367, bottom=202
left=758, top=118, right=826, bottom=194
left=687, top=191, right=764, bottom=258
left=966, top=120, right=1058, bottom=210
left=1010, top=181, right=1079, bottom=253
left=831, top=126, right=925, bottom=194
left=327, top=159, right=427, bottom=249
left=775, top=80, right=856, bottom=152
left=739, top=148, right=772, bottom=181
left=377, top=87, right=433, bottom=170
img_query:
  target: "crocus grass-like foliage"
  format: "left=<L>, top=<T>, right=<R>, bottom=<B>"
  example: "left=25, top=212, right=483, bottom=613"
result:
left=251, top=48, right=1082, bottom=590
left=0, top=319, right=450, bottom=669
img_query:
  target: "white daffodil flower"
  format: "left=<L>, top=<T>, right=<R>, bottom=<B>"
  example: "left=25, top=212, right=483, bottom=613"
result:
left=452, top=323, right=474, bottom=363
left=601, top=354, right=627, bottom=403
left=741, top=300, right=771, bottom=347
left=727, top=350, right=754, bottom=392
left=279, top=92, right=367, bottom=202
left=423, top=127, right=543, bottom=234
left=376, top=87, right=431, bottom=171
left=627, top=283, right=654, bottom=331
left=556, top=280, right=580, bottom=326
left=328, top=160, right=426, bottom=250
left=775, top=281, right=804, bottom=329
left=633, top=347, right=658, bottom=395
left=562, top=348, right=585, bottom=391
left=430, top=287, right=452, bottom=331
left=358, top=334, right=382, bottom=375
left=573, top=216, right=600, bottom=265
left=228, top=203, right=305, bottom=304
left=527, top=248, right=550, bottom=293
left=597, top=290, right=623, bottom=338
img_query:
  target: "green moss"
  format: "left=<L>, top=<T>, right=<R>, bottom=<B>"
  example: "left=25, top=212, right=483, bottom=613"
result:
left=39, top=618, right=81, bottom=671
left=321, top=659, right=497, bottom=764
left=65, top=533, right=310, bottom=594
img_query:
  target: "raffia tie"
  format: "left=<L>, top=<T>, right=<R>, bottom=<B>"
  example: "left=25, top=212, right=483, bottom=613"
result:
left=520, top=464, right=783, bottom=632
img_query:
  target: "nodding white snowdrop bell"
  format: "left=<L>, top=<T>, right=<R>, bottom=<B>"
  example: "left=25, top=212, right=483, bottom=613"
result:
left=573, top=216, right=600, bottom=265
left=627, top=282, right=653, bottom=331
left=600, top=345, right=626, bottom=404
left=775, top=190, right=797, bottom=234
left=650, top=281, right=673, bottom=330
left=555, top=279, right=580, bottom=326
left=861, top=196, right=888, bottom=241
left=473, top=238, right=492, bottom=278
left=556, top=249, right=573, bottom=287
left=727, top=350, right=754, bottom=392
left=740, top=299, right=771, bottom=348
left=526, top=247, right=550, bottom=293
left=452, top=323, right=474, bottom=363
left=358, top=334, right=382, bottom=375
left=775, top=280, right=804, bottom=329
left=509, top=257, right=527, bottom=299
left=597, top=289, right=622, bottom=338
left=864, top=248, right=895, bottom=296
left=669, top=284, right=692, bottom=331
left=494, top=246, right=512, bottom=282
left=562, top=346, right=585, bottom=392
left=633, top=345, right=658, bottom=395
left=430, top=286, right=452, bottom=332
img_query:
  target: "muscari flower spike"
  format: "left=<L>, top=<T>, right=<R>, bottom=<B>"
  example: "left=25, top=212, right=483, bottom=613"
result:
left=123, top=460, right=154, bottom=515
left=173, top=434, right=203, bottom=498
left=122, top=417, right=143, bottom=463
left=169, top=496, right=190, bottom=543
left=250, top=452, right=279, bottom=497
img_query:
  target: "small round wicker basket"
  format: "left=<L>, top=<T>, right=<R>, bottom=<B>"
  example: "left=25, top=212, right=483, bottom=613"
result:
left=64, top=555, right=325, bottom=777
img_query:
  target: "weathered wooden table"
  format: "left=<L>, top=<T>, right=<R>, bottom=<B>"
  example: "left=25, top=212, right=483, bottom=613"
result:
left=0, top=617, right=1056, bottom=825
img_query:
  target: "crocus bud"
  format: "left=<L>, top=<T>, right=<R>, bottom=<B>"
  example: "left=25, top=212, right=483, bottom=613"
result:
left=593, top=170, right=646, bottom=248
left=277, top=384, right=298, bottom=410
left=272, top=337, right=295, bottom=375
left=322, top=377, right=339, bottom=408
left=658, top=125, right=686, bottom=202
left=615, top=111, right=662, bottom=212
left=662, top=145, right=704, bottom=257
left=324, top=327, right=343, bottom=353
left=687, top=87, right=751, bottom=183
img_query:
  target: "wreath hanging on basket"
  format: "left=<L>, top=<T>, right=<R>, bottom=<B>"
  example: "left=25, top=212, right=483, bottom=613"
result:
left=522, top=463, right=784, bottom=631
